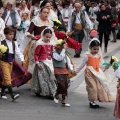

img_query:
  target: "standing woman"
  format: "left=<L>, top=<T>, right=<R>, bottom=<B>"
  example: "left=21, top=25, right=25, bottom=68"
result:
left=40, top=0, right=58, bottom=21
left=24, top=7, right=54, bottom=72
left=97, top=4, right=112, bottom=53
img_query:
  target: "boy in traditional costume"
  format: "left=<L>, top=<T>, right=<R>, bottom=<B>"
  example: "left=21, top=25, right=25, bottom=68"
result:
left=0, top=27, right=24, bottom=101
left=53, top=39, right=74, bottom=107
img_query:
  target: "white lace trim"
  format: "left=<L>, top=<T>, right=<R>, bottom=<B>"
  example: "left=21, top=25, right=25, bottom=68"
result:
left=31, top=16, right=53, bottom=27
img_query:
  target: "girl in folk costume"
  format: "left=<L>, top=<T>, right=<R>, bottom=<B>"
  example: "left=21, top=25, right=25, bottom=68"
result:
left=53, top=39, right=74, bottom=107
left=75, top=39, right=113, bottom=108
left=16, top=12, right=30, bottom=53
left=0, top=8, right=5, bottom=41
left=31, top=27, right=57, bottom=97
left=24, top=7, right=54, bottom=70
left=109, top=56, right=120, bottom=119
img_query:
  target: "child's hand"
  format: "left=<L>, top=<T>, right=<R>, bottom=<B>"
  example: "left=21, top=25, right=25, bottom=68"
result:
left=71, top=70, right=76, bottom=74
left=16, top=24, right=19, bottom=29
left=37, top=63, right=42, bottom=69
left=107, top=15, right=110, bottom=18
left=20, top=61, right=25, bottom=66
left=75, top=68, right=79, bottom=73
left=64, top=43, right=68, bottom=49
left=105, top=65, right=110, bottom=69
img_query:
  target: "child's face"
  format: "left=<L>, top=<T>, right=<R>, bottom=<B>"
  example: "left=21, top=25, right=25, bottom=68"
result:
left=43, top=33, right=52, bottom=43
left=91, top=18, right=95, bottom=23
left=90, top=46, right=99, bottom=55
left=5, top=32, right=14, bottom=41
left=56, top=45, right=63, bottom=50
left=23, top=13, right=28, bottom=20
left=65, top=5, right=69, bottom=9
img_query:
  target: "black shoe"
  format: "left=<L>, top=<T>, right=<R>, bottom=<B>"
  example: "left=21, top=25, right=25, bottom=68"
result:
left=1, top=93, right=7, bottom=99
left=89, top=103, right=99, bottom=109
left=35, top=93, right=40, bottom=97
left=12, top=94, right=20, bottom=102
left=74, top=54, right=80, bottom=58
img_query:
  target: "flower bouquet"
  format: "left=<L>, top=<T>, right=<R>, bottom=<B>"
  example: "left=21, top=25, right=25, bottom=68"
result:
left=53, top=19, right=62, bottom=30
left=0, top=45, right=7, bottom=58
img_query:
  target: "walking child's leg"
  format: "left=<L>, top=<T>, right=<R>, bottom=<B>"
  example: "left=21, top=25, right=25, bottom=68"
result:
left=1, top=85, right=7, bottom=99
left=7, top=85, right=19, bottom=101
left=61, top=94, right=70, bottom=107
left=0, top=61, right=19, bottom=101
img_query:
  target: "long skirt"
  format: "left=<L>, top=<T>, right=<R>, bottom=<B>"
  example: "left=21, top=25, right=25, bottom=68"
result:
left=85, top=70, right=113, bottom=102
left=114, top=85, right=120, bottom=118
left=55, top=74, right=68, bottom=96
left=31, top=62, right=57, bottom=96
left=0, top=60, right=32, bottom=87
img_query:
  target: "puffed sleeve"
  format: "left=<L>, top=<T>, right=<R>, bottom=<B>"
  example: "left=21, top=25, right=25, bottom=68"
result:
left=27, top=22, right=35, bottom=34
left=25, top=22, right=35, bottom=37
left=15, top=41, right=24, bottom=61
left=34, top=45, right=42, bottom=63
left=76, top=55, right=88, bottom=73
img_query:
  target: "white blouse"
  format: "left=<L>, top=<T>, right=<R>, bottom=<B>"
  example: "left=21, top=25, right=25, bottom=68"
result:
left=0, top=39, right=24, bottom=62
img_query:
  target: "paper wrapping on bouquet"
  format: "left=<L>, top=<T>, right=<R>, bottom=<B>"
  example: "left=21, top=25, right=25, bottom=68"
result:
left=55, top=31, right=66, bottom=40
left=66, top=37, right=82, bottom=52
left=0, top=60, right=32, bottom=87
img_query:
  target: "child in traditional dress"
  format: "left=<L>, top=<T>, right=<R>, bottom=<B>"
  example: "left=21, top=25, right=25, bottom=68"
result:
left=31, top=27, right=57, bottom=98
left=109, top=56, right=120, bottom=119
left=75, top=39, right=113, bottom=108
left=16, top=12, right=30, bottom=53
left=53, top=39, right=74, bottom=107
left=0, top=27, right=24, bottom=101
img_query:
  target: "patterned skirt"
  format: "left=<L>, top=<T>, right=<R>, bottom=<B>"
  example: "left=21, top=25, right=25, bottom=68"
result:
left=55, top=74, right=68, bottom=96
left=31, top=61, right=57, bottom=96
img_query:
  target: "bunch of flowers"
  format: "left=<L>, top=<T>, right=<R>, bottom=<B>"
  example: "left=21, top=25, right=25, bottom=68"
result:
left=103, top=56, right=120, bottom=71
left=53, top=19, right=62, bottom=29
left=0, top=45, right=7, bottom=54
